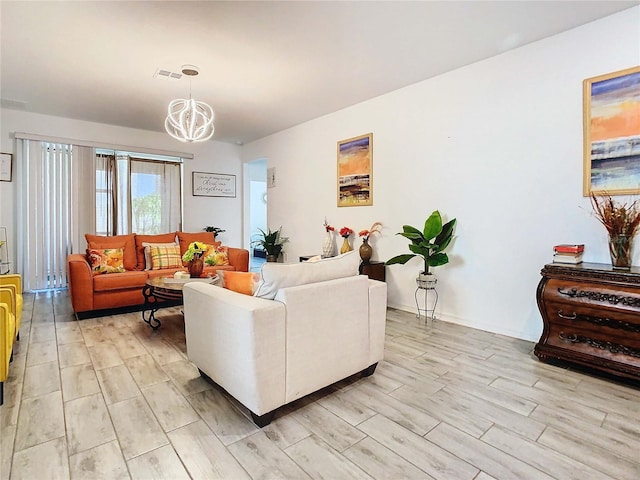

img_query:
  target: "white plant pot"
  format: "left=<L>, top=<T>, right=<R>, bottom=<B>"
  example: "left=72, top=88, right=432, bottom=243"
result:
left=416, top=272, right=437, bottom=289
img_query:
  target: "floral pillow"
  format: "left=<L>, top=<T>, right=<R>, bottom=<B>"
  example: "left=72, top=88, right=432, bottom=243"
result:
left=205, top=245, right=230, bottom=266
left=86, top=248, right=126, bottom=275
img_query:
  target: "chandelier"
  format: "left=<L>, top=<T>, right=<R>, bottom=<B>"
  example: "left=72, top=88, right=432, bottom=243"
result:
left=165, top=65, right=215, bottom=142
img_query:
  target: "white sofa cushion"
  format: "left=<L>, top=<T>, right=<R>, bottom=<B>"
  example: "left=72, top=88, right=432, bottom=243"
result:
left=253, top=250, right=360, bottom=300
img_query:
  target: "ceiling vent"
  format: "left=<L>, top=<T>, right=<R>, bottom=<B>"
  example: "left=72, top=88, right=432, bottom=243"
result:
left=153, top=68, right=182, bottom=81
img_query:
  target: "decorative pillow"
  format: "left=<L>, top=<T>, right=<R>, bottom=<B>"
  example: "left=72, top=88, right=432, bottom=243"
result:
left=86, top=248, right=126, bottom=275
left=134, top=232, right=177, bottom=269
left=142, top=242, right=179, bottom=270
left=218, top=270, right=261, bottom=296
left=205, top=245, right=230, bottom=266
left=86, top=233, right=136, bottom=270
left=254, top=250, right=360, bottom=299
left=149, top=244, right=182, bottom=270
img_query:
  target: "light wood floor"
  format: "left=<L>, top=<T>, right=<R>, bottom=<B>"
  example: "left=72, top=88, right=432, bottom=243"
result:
left=2, top=290, right=640, bottom=479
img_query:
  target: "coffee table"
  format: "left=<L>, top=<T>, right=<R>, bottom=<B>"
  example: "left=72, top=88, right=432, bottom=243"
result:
left=142, top=276, right=218, bottom=329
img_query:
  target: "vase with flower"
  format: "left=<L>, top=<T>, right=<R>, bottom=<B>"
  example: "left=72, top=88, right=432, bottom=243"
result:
left=591, top=193, right=640, bottom=270
left=358, top=222, right=382, bottom=263
left=182, top=241, right=208, bottom=277
left=322, top=219, right=336, bottom=258
left=339, top=227, right=354, bottom=254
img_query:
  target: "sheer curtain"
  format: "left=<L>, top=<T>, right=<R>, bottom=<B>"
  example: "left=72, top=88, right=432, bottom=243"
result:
left=130, top=158, right=181, bottom=234
left=16, top=140, right=95, bottom=290
left=95, top=153, right=117, bottom=235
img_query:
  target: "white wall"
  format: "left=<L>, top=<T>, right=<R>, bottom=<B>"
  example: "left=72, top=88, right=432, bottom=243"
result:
left=242, top=8, right=640, bottom=341
left=0, top=109, right=243, bottom=263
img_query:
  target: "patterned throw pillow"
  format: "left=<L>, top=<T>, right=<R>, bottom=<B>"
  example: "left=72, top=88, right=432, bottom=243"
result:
left=86, top=248, right=126, bottom=275
left=149, top=244, right=182, bottom=270
left=142, top=242, right=179, bottom=270
left=218, top=271, right=261, bottom=296
left=205, top=245, right=230, bottom=266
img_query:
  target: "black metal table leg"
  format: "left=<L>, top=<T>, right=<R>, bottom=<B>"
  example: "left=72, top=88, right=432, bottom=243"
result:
left=142, top=284, right=162, bottom=329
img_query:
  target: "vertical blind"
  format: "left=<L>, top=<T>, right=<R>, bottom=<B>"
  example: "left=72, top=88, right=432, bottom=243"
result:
left=16, top=141, right=95, bottom=290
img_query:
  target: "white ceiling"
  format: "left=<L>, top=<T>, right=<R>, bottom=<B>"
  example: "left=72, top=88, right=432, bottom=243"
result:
left=1, top=1, right=638, bottom=144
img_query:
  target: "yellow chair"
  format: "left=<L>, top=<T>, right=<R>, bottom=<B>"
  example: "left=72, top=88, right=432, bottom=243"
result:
left=0, top=275, right=22, bottom=340
left=0, top=289, right=16, bottom=405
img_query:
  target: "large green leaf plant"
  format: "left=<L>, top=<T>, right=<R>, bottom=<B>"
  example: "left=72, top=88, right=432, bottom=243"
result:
left=386, top=210, right=456, bottom=275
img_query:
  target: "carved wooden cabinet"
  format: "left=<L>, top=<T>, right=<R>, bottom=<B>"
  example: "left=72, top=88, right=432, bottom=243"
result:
left=535, top=262, right=640, bottom=380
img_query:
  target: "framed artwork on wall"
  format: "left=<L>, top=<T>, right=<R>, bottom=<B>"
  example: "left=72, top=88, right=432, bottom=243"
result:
left=0, top=153, right=12, bottom=182
left=337, top=133, right=373, bottom=207
left=192, top=172, right=236, bottom=197
left=583, top=65, right=640, bottom=196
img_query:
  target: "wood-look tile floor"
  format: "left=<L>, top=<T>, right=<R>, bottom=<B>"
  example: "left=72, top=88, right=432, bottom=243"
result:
left=2, top=290, right=640, bottom=479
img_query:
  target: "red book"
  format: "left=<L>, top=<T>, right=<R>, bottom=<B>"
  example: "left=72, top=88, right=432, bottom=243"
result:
left=553, top=244, right=584, bottom=254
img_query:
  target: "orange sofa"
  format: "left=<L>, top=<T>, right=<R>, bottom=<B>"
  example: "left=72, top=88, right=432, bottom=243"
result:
left=67, top=231, right=249, bottom=318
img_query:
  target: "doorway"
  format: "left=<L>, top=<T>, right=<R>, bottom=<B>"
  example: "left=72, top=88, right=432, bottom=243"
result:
left=244, top=158, right=267, bottom=272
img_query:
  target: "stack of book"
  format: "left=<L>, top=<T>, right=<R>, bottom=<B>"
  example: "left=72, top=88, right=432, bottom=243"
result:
left=553, top=244, right=584, bottom=264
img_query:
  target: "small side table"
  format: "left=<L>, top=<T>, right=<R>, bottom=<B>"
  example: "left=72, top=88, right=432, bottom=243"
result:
left=359, top=261, right=385, bottom=282
left=415, top=277, right=438, bottom=325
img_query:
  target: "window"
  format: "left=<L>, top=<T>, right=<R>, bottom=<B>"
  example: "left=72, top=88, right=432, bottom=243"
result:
left=96, top=150, right=182, bottom=235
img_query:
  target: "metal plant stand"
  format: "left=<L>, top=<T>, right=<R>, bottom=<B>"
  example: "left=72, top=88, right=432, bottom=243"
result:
left=415, top=276, right=438, bottom=325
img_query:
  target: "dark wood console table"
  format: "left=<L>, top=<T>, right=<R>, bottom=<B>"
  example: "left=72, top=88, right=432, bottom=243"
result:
left=359, top=261, right=385, bottom=282
left=535, top=262, right=640, bottom=380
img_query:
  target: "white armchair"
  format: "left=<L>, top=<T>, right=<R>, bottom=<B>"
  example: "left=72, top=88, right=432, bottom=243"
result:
left=183, top=252, right=387, bottom=426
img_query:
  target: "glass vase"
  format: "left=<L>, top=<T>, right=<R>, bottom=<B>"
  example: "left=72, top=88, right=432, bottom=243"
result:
left=608, top=234, right=633, bottom=270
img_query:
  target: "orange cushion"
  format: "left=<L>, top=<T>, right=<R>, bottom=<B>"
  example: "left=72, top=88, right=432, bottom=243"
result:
left=86, top=234, right=136, bottom=270
left=86, top=248, right=126, bottom=275
left=134, top=232, right=177, bottom=270
left=218, top=271, right=261, bottom=296
left=177, top=232, right=220, bottom=265
left=177, top=232, right=220, bottom=256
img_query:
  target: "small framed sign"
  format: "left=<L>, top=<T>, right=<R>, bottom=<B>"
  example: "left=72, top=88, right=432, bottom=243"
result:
left=192, top=172, right=236, bottom=197
left=0, top=153, right=12, bottom=182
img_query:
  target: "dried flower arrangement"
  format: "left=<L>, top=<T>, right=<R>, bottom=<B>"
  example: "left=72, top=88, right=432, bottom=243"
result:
left=359, top=222, right=382, bottom=242
left=590, top=193, right=640, bottom=237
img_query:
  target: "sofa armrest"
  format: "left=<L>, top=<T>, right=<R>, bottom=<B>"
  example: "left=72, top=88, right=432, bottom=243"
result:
left=1, top=302, right=16, bottom=382
left=183, top=282, right=286, bottom=415
left=0, top=274, right=22, bottom=293
left=67, top=254, right=94, bottom=313
left=368, top=279, right=387, bottom=365
left=227, top=247, right=249, bottom=272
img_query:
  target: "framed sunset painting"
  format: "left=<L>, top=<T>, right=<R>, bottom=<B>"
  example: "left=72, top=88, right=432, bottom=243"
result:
left=583, top=66, right=640, bottom=195
left=337, top=133, right=373, bottom=207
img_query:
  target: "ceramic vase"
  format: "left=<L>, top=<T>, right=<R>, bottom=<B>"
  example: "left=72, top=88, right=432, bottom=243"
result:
left=359, top=238, right=372, bottom=263
left=609, top=234, right=633, bottom=270
left=340, top=237, right=352, bottom=254
left=189, top=257, right=204, bottom=278
left=322, top=231, right=335, bottom=258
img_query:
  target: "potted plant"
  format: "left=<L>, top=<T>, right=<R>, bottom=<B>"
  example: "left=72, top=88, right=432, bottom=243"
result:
left=386, top=210, right=456, bottom=288
left=203, top=226, right=226, bottom=238
left=253, top=227, right=289, bottom=262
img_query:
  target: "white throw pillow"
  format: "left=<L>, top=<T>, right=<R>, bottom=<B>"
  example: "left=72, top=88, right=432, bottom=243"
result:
left=142, top=242, right=179, bottom=270
left=254, top=250, right=360, bottom=299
